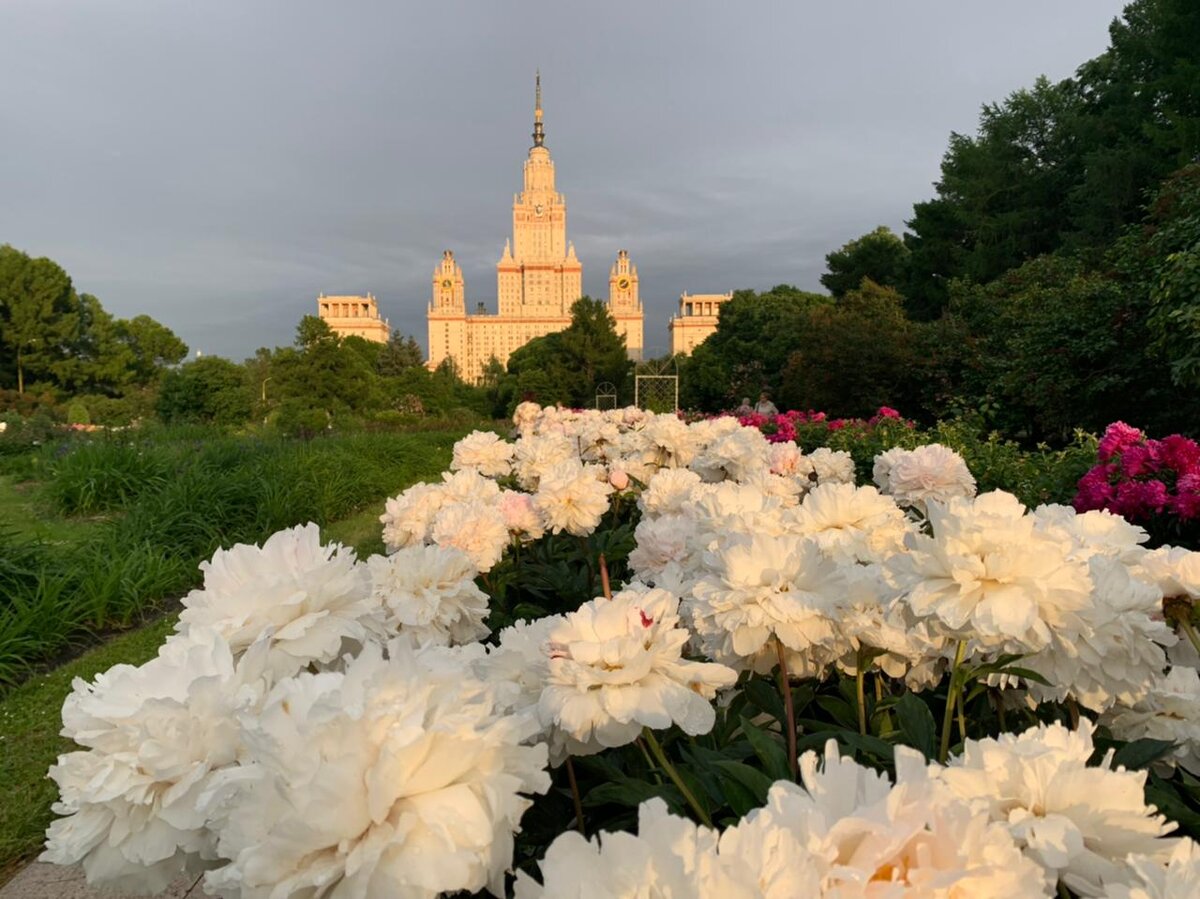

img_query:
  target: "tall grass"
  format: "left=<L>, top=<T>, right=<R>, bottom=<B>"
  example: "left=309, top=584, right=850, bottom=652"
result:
left=0, top=426, right=476, bottom=689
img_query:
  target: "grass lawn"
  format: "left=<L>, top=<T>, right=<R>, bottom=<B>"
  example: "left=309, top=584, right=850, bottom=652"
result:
left=0, top=616, right=177, bottom=885
left=0, top=475, right=99, bottom=545
left=0, top=424, right=476, bottom=884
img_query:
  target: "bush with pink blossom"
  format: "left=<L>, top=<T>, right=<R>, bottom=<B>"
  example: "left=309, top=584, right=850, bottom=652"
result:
left=1075, top=422, right=1200, bottom=546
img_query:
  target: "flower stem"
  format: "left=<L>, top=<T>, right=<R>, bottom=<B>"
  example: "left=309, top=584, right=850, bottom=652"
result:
left=939, top=640, right=967, bottom=764
left=1179, top=619, right=1200, bottom=659
left=642, top=728, right=712, bottom=827
left=598, top=552, right=612, bottom=599
left=565, top=756, right=586, bottom=837
left=776, top=638, right=799, bottom=780
left=856, top=649, right=869, bottom=736
left=635, top=737, right=662, bottom=783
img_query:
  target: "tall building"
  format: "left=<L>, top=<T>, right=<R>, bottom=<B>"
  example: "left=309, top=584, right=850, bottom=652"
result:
left=426, top=74, right=644, bottom=382
left=668, top=291, right=733, bottom=356
left=317, top=293, right=390, bottom=343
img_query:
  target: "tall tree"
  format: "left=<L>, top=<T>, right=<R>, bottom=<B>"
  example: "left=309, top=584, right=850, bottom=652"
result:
left=0, top=245, right=81, bottom=393
left=120, top=315, right=188, bottom=385
left=377, top=331, right=425, bottom=377
left=504, top=297, right=630, bottom=409
left=779, top=280, right=917, bottom=418
left=821, top=226, right=910, bottom=297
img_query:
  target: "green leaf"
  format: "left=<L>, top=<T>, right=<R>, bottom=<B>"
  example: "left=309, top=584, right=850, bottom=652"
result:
left=815, top=695, right=858, bottom=730
left=1112, top=738, right=1177, bottom=771
left=510, top=602, right=548, bottom=620
left=739, top=716, right=792, bottom=782
left=583, top=780, right=675, bottom=809
left=712, top=760, right=775, bottom=808
left=893, top=691, right=937, bottom=759
left=742, top=677, right=786, bottom=724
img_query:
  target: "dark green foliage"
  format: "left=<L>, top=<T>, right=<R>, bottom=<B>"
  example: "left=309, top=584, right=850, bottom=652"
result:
left=778, top=281, right=918, bottom=418
left=0, top=245, right=186, bottom=399
left=496, top=297, right=632, bottom=412
left=156, top=356, right=253, bottom=425
left=947, top=254, right=1200, bottom=441
left=377, top=331, right=425, bottom=377
left=903, top=0, right=1200, bottom=317
left=679, top=286, right=829, bottom=410
left=1117, top=165, right=1200, bottom=390
left=0, top=426, right=474, bottom=688
left=821, top=226, right=910, bottom=297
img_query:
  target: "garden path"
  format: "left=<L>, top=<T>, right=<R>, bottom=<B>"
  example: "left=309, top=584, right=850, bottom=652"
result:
left=0, top=863, right=201, bottom=898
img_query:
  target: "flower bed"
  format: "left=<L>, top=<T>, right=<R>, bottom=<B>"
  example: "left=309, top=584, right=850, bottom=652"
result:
left=41, top=403, right=1200, bottom=897
left=1075, top=422, right=1200, bottom=547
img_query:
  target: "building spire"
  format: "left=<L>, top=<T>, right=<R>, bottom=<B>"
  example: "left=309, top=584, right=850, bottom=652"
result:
left=532, top=69, right=545, bottom=148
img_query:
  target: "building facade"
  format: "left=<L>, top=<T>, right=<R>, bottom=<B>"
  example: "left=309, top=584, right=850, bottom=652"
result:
left=426, top=75, right=644, bottom=382
left=317, top=293, right=390, bottom=343
left=668, top=291, right=733, bottom=355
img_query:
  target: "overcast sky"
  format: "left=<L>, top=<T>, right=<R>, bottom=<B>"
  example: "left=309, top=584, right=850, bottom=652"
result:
left=0, top=0, right=1129, bottom=360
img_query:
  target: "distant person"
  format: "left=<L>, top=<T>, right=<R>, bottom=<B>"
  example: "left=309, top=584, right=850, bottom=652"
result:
left=735, top=397, right=754, bottom=416
left=755, top=392, right=779, bottom=416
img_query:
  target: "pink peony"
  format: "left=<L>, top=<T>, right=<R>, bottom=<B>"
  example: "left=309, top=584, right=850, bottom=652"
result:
left=1074, top=464, right=1117, bottom=513
left=1159, top=434, right=1200, bottom=476
left=1112, top=479, right=1169, bottom=520
left=1119, top=442, right=1160, bottom=479
left=1172, top=472, right=1200, bottom=521
left=1098, top=421, right=1146, bottom=462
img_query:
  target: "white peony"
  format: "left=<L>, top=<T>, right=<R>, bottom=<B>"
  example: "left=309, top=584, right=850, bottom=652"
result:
left=766, top=441, right=811, bottom=478
left=42, top=629, right=269, bottom=894
left=380, top=482, right=446, bottom=551
left=366, top=544, right=490, bottom=647
left=439, top=467, right=503, bottom=504
left=690, top=425, right=769, bottom=483
left=806, top=446, right=856, bottom=486
left=533, top=460, right=614, bottom=537
left=205, top=643, right=550, bottom=899
left=628, top=513, right=696, bottom=580
left=1139, top=546, right=1200, bottom=600
left=537, top=586, right=736, bottom=754
left=874, top=443, right=977, bottom=512
left=1105, top=666, right=1200, bottom=777
left=938, top=719, right=1177, bottom=896
left=688, top=533, right=856, bottom=676
left=515, top=798, right=750, bottom=899
left=1024, top=557, right=1173, bottom=712
left=640, top=413, right=699, bottom=468
left=718, top=741, right=1050, bottom=897
left=512, top=400, right=542, bottom=434
left=788, top=481, right=912, bottom=564
left=497, top=488, right=546, bottom=540
left=175, top=523, right=375, bottom=676
left=513, top=432, right=577, bottom=489
left=1035, top=504, right=1150, bottom=567
left=1102, top=838, right=1200, bottom=899
left=428, top=499, right=510, bottom=572
left=889, top=491, right=1093, bottom=653
left=451, top=429, right=514, bottom=477
left=639, top=467, right=704, bottom=517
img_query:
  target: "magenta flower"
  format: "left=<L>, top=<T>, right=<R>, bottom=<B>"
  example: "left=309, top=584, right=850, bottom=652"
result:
left=1097, top=421, right=1146, bottom=462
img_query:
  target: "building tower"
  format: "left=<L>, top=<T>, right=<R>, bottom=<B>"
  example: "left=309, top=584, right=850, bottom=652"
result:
left=608, top=250, right=644, bottom=360
left=425, top=74, right=643, bottom=381
left=426, top=250, right=467, bottom=371
left=316, top=293, right=390, bottom=343
left=496, top=70, right=583, bottom=316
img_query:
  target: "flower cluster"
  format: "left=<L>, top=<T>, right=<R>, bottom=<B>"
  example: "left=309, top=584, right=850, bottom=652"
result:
left=44, top=525, right=549, bottom=898
left=42, top=404, right=1200, bottom=898
left=518, top=723, right=1189, bottom=898
left=1075, top=421, right=1200, bottom=523
left=727, top=405, right=915, bottom=443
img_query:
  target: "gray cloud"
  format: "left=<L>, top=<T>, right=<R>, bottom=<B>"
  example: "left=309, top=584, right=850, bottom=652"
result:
left=0, top=0, right=1127, bottom=360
